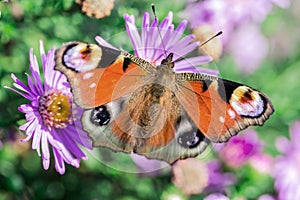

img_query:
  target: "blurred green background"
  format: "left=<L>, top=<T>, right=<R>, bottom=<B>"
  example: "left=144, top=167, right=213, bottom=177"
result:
left=1, top=0, right=300, bottom=199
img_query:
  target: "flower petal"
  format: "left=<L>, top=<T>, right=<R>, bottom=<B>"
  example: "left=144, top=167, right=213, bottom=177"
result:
left=41, top=132, right=50, bottom=170
left=53, top=148, right=66, bottom=175
left=175, top=56, right=213, bottom=69
left=29, top=49, right=43, bottom=94
left=60, top=128, right=87, bottom=159
left=95, top=36, right=118, bottom=50
left=32, top=125, right=42, bottom=155
left=124, top=14, right=142, bottom=57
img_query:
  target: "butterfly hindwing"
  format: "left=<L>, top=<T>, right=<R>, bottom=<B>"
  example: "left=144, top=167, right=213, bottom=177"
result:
left=81, top=97, right=135, bottom=153
left=81, top=87, right=210, bottom=164
left=140, top=109, right=210, bottom=164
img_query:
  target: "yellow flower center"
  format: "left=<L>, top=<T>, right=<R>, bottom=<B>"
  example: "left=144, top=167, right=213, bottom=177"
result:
left=39, top=90, right=72, bottom=128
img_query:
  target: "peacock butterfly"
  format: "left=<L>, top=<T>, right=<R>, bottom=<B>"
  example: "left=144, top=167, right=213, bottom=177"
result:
left=55, top=40, right=274, bottom=164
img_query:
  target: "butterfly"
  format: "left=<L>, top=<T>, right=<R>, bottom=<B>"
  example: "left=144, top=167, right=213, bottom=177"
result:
left=55, top=41, right=274, bottom=164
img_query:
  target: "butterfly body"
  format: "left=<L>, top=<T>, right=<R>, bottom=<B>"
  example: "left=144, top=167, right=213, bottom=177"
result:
left=55, top=41, right=274, bottom=163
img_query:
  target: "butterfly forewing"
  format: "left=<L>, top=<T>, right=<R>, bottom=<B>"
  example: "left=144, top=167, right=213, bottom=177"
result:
left=55, top=42, right=152, bottom=108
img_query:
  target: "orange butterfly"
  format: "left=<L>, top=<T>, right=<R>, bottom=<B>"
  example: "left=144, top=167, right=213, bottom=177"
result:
left=55, top=40, right=274, bottom=164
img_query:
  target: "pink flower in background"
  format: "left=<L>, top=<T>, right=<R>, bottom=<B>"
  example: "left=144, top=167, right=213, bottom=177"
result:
left=273, top=121, right=300, bottom=200
left=172, top=158, right=209, bottom=195
left=205, top=160, right=235, bottom=192
left=182, top=0, right=232, bottom=43
left=227, top=0, right=273, bottom=23
left=258, top=194, right=276, bottom=200
left=204, top=193, right=230, bottom=200
left=172, top=159, right=235, bottom=195
left=228, top=24, right=269, bottom=74
left=183, top=0, right=290, bottom=40
left=182, top=0, right=290, bottom=74
left=271, top=0, right=290, bottom=8
left=5, top=41, right=92, bottom=174
left=130, top=153, right=169, bottom=176
left=214, top=130, right=263, bottom=168
left=182, top=0, right=277, bottom=44
left=249, top=153, right=274, bottom=174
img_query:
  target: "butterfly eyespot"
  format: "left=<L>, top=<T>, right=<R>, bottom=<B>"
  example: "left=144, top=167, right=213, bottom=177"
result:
left=178, top=129, right=205, bottom=149
left=230, top=86, right=265, bottom=117
left=90, top=105, right=110, bottom=126
left=63, top=43, right=102, bottom=72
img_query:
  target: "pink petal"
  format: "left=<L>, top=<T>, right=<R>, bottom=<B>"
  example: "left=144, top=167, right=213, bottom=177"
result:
left=95, top=36, right=118, bottom=50
left=32, top=125, right=42, bottom=156
left=175, top=56, right=213, bottom=69
left=53, top=148, right=66, bottom=175
left=41, top=133, right=50, bottom=170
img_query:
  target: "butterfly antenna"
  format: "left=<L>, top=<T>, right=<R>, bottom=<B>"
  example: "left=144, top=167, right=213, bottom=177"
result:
left=200, top=31, right=223, bottom=47
left=151, top=4, right=168, bottom=58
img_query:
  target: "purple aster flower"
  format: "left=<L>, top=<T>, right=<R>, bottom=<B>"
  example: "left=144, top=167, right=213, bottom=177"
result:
left=5, top=41, right=92, bottom=174
left=273, top=121, right=300, bottom=200
left=214, top=129, right=262, bottom=168
left=123, top=11, right=217, bottom=75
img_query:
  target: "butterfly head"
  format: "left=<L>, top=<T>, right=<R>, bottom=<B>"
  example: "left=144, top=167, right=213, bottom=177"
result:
left=157, top=53, right=174, bottom=72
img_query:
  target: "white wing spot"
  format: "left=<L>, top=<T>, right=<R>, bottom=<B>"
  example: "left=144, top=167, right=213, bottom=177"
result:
left=219, top=116, right=225, bottom=123
left=231, top=98, right=264, bottom=117
left=89, top=83, right=96, bottom=88
left=83, top=72, right=94, bottom=80
left=228, top=109, right=236, bottom=119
